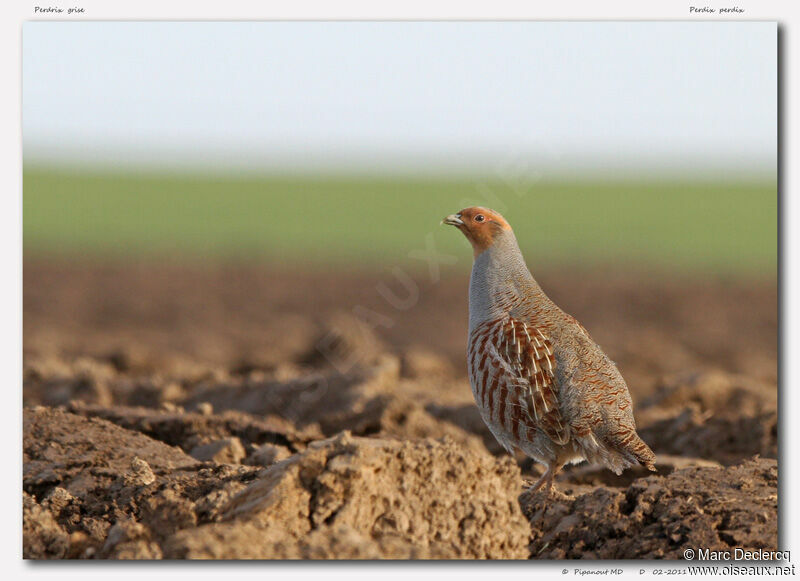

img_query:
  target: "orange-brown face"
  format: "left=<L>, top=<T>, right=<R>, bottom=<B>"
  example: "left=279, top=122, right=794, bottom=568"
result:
left=442, top=206, right=511, bottom=257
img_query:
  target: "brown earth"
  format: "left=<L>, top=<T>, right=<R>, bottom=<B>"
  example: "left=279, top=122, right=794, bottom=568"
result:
left=22, top=258, right=778, bottom=559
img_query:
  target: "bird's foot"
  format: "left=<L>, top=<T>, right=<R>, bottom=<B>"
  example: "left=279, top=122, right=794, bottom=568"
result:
left=522, top=481, right=573, bottom=502
left=546, top=487, right=574, bottom=502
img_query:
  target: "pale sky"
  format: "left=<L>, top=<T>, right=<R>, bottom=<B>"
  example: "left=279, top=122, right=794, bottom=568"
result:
left=23, top=21, right=776, bottom=174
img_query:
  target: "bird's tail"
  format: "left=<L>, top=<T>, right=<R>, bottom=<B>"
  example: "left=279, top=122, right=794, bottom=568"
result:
left=628, top=432, right=657, bottom=472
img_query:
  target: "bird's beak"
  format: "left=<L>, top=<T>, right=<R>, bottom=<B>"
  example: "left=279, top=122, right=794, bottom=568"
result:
left=441, top=213, right=464, bottom=227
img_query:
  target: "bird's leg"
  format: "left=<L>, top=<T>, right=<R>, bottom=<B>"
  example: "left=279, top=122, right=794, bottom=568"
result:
left=528, top=463, right=557, bottom=494
left=528, top=462, right=568, bottom=498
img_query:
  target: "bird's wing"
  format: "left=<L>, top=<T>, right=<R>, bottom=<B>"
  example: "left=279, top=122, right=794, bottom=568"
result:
left=573, top=359, right=657, bottom=471
left=498, top=316, right=569, bottom=445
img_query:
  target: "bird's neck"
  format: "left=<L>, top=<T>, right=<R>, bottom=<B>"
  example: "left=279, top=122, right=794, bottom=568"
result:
left=468, top=232, right=544, bottom=331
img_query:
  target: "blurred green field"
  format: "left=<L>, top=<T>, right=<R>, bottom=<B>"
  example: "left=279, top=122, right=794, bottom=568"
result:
left=23, top=166, right=777, bottom=274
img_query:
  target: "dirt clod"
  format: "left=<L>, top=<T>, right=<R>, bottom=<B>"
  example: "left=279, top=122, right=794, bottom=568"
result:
left=523, top=458, right=778, bottom=559
left=248, top=442, right=293, bottom=467
left=124, top=458, right=157, bottom=487
left=190, top=437, right=247, bottom=464
left=23, top=493, right=69, bottom=559
left=168, top=433, right=531, bottom=559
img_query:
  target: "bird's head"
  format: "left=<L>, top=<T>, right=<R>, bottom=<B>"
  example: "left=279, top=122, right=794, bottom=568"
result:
left=441, top=206, right=512, bottom=257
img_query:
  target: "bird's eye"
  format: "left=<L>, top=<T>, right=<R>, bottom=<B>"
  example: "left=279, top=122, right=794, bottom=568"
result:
left=474, top=214, right=485, bottom=222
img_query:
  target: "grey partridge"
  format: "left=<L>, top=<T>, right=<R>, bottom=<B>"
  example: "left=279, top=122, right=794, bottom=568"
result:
left=443, top=206, right=656, bottom=494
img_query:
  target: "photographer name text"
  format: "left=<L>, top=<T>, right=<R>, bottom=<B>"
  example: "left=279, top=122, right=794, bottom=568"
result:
left=689, top=548, right=790, bottom=561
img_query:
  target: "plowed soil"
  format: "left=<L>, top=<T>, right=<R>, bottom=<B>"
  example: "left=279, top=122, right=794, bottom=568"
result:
left=22, top=259, right=778, bottom=559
